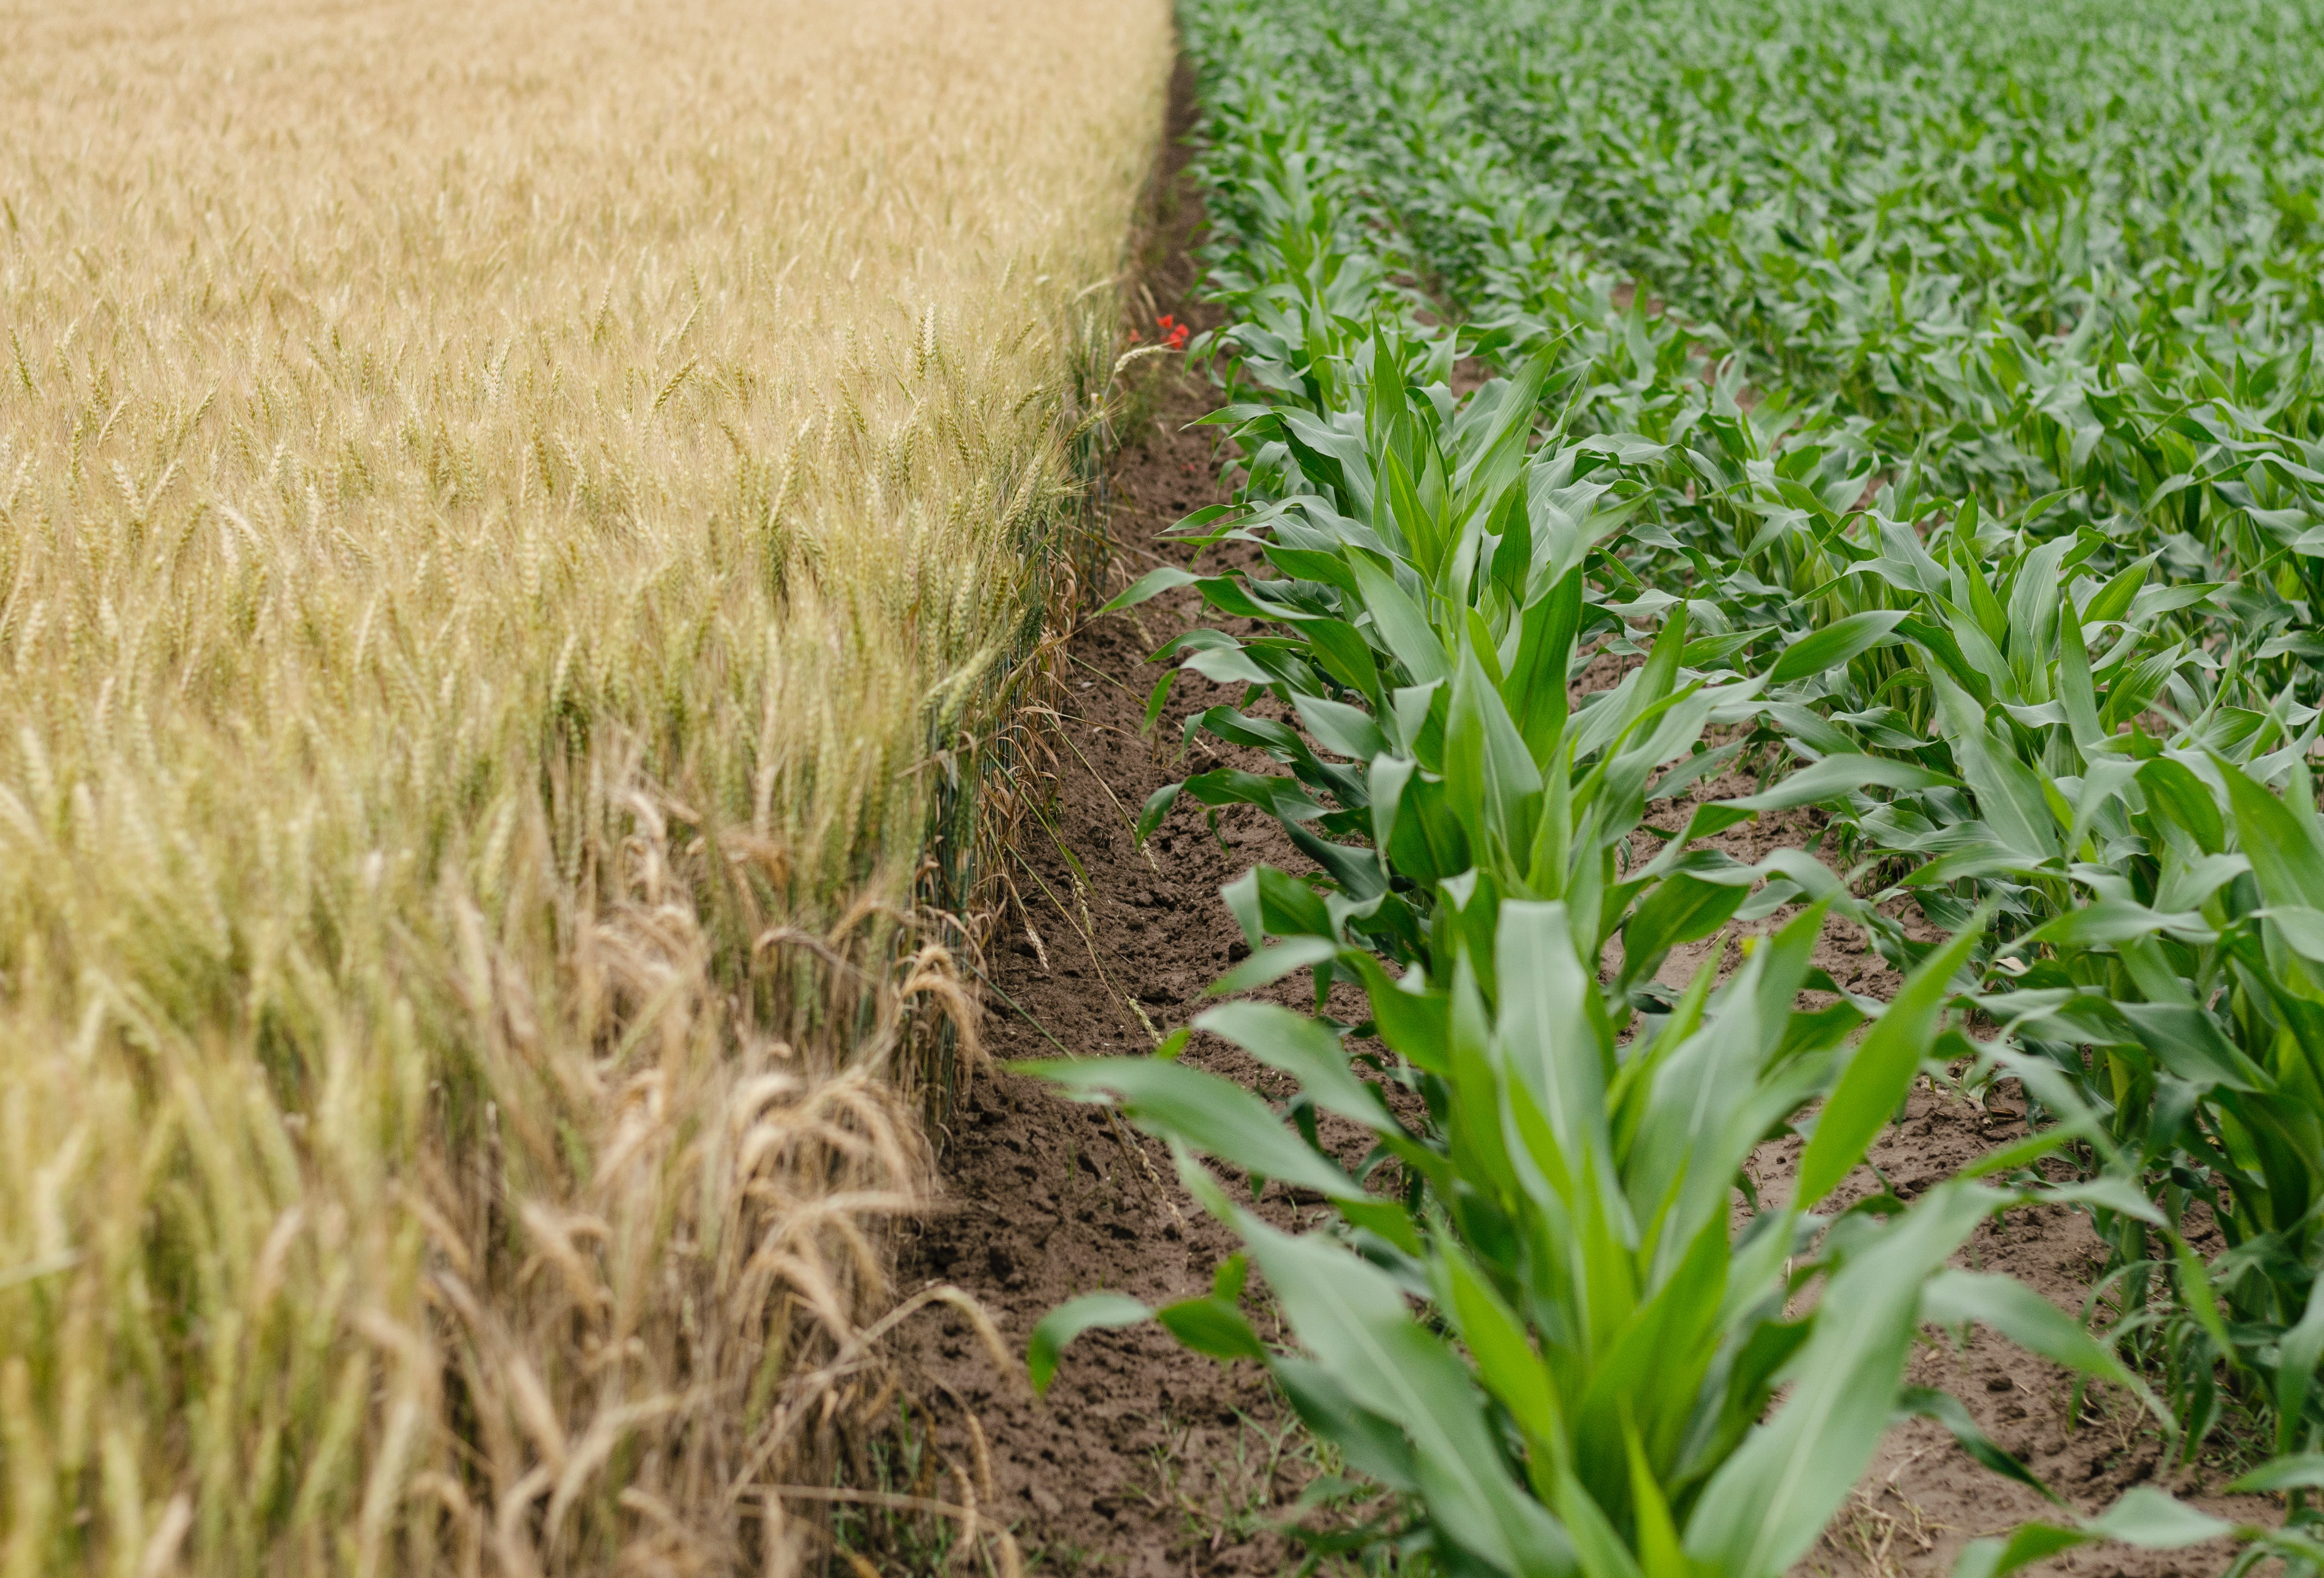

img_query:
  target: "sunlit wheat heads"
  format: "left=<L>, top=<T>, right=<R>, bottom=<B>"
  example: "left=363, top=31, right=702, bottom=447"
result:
left=0, top=0, right=1171, bottom=1571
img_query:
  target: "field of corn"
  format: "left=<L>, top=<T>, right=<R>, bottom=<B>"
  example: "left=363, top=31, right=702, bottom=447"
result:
left=1020, top=0, right=2324, bottom=1574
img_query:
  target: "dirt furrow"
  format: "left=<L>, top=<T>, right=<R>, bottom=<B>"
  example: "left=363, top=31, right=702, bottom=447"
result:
left=891, top=70, right=1332, bottom=1578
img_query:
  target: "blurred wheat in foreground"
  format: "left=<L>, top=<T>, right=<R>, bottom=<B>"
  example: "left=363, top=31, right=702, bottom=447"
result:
left=0, top=0, right=1170, bottom=1570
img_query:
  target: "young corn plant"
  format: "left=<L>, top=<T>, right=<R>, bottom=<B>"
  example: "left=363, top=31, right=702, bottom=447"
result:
left=1112, top=284, right=1940, bottom=1020
left=1680, top=486, right=2280, bottom=936
left=1024, top=898, right=2180, bottom=1578
left=1960, top=749, right=2324, bottom=1462
left=1730, top=502, right=2324, bottom=1458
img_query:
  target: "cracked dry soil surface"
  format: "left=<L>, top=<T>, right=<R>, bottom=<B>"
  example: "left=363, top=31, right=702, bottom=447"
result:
left=893, top=72, right=2284, bottom=1578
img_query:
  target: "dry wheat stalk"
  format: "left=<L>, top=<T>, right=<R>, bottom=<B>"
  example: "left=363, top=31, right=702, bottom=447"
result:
left=0, top=0, right=1170, bottom=1571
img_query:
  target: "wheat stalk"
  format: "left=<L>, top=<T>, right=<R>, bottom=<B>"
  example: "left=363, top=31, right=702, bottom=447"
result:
left=0, top=0, right=1171, bottom=1570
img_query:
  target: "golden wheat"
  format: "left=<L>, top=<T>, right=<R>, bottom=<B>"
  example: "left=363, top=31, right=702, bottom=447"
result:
left=0, top=0, right=1170, bottom=1571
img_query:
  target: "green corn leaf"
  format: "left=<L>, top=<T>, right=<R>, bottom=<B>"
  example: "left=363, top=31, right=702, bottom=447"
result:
left=1930, top=674, right=2058, bottom=860
left=2170, top=1234, right=2238, bottom=1372
left=1271, top=1356, right=1422, bottom=1494
left=1349, top=952, right=1454, bottom=1076
left=1622, top=1422, right=1687, bottom=1578
left=1495, top=898, right=1614, bottom=1158
left=2082, top=1486, right=2236, bottom=1548
left=1895, top=1388, right=2060, bottom=1502
left=1765, top=610, right=1909, bottom=685
left=1686, top=1182, right=1996, bottom=1578
left=2220, top=755, right=2324, bottom=910
left=1206, top=936, right=1339, bottom=994
left=2018, top=899, right=2209, bottom=950
left=2054, top=598, right=2105, bottom=752
left=1179, top=640, right=1278, bottom=688
left=1154, top=1294, right=1270, bottom=1364
left=1508, top=567, right=1586, bottom=764
left=1382, top=443, right=1446, bottom=582
left=2034, top=1176, right=2165, bottom=1225
left=1252, top=862, right=1338, bottom=941
left=1194, top=1000, right=1394, bottom=1132
left=1368, top=752, right=1417, bottom=856
left=2226, top=1453, right=2324, bottom=1494
left=1306, top=616, right=1386, bottom=706
left=1648, top=738, right=1746, bottom=804
left=2276, top=1282, right=2324, bottom=1456
left=1796, top=917, right=1982, bottom=1206
left=1176, top=767, right=1326, bottom=824
left=1028, top=1292, right=1151, bottom=1396
left=2004, top=536, right=2072, bottom=685
left=1024, top=1058, right=1365, bottom=1202
left=2079, top=554, right=2154, bottom=626
left=2255, top=905, right=2324, bottom=964
left=1718, top=754, right=1952, bottom=813
left=1142, top=670, right=1178, bottom=733
left=1222, top=867, right=1262, bottom=952
left=1134, top=781, right=1182, bottom=845
left=1436, top=1235, right=1564, bottom=1454
left=1950, top=1524, right=2092, bottom=1578
left=1101, top=565, right=1200, bottom=614
left=1348, top=552, right=1452, bottom=687
left=1286, top=820, right=1389, bottom=904
left=1554, top=1466, right=1651, bottom=1578
left=1621, top=872, right=1750, bottom=984
left=2114, top=1002, right=2268, bottom=1092
left=1448, top=641, right=1546, bottom=860
left=1238, top=1214, right=1582, bottom=1576
left=1955, top=530, right=2010, bottom=648
left=1294, top=689, right=1388, bottom=761
left=1920, top=1270, right=2165, bottom=1424
left=1634, top=600, right=1690, bottom=714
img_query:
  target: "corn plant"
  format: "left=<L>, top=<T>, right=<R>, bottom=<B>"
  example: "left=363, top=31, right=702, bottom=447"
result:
left=1114, top=148, right=1938, bottom=1014
left=1740, top=510, right=2324, bottom=1452
left=1930, top=748, right=2324, bottom=1456
left=1024, top=898, right=2196, bottom=1578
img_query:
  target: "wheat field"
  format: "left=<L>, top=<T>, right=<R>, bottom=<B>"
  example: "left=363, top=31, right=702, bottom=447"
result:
left=0, top=0, right=1170, bottom=1572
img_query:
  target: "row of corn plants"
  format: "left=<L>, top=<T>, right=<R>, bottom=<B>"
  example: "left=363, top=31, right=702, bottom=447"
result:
left=1028, top=0, right=2324, bottom=1572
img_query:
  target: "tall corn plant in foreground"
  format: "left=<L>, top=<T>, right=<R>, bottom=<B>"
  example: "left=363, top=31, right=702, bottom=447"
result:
left=1026, top=904, right=2238, bottom=1578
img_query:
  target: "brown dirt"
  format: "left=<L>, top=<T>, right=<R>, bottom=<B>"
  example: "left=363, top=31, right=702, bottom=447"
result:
left=890, top=58, right=2290, bottom=1578
left=890, top=64, right=1333, bottom=1578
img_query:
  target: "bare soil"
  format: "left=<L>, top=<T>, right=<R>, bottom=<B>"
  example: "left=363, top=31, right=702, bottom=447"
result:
left=892, top=58, right=2286, bottom=1578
